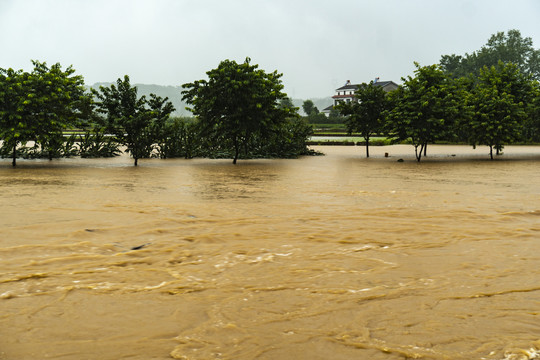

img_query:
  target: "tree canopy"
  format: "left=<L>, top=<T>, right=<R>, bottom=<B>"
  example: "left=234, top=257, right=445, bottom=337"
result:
left=92, top=75, right=175, bottom=166
left=440, top=29, right=540, bottom=80
left=0, top=61, right=87, bottom=165
left=386, top=63, right=462, bottom=161
left=336, top=81, right=389, bottom=158
left=182, top=58, right=295, bottom=164
left=465, top=62, right=531, bottom=159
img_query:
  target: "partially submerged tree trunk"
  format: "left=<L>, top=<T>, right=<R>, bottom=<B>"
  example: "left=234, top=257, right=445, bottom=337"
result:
left=12, top=143, right=17, bottom=167
left=365, top=136, right=370, bottom=158
left=233, top=137, right=239, bottom=165
left=415, top=143, right=426, bottom=162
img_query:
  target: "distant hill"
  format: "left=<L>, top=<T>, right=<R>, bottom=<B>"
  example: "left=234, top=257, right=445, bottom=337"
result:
left=91, top=83, right=190, bottom=116
left=90, top=83, right=333, bottom=117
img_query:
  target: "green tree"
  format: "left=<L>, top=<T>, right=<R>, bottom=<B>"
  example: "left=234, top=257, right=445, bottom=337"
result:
left=93, top=75, right=174, bottom=166
left=336, top=81, right=389, bottom=157
left=441, top=29, right=540, bottom=80
left=182, top=58, right=294, bottom=164
left=0, top=68, right=32, bottom=166
left=524, top=81, right=540, bottom=142
left=386, top=63, right=461, bottom=161
left=302, top=99, right=315, bottom=115
left=29, top=61, right=87, bottom=160
left=466, top=62, right=530, bottom=159
left=0, top=61, right=87, bottom=165
left=148, top=93, right=176, bottom=149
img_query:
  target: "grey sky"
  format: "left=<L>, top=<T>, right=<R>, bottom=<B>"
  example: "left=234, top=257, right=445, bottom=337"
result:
left=1, top=0, right=539, bottom=98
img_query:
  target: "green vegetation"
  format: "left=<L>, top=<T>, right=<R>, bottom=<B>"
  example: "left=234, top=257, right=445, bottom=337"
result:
left=466, top=62, right=534, bottom=159
left=0, top=61, right=88, bottom=165
left=92, top=75, right=175, bottom=166
left=440, top=29, right=540, bottom=81
left=312, top=30, right=540, bottom=161
left=1, top=30, right=540, bottom=166
left=385, top=63, right=462, bottom=161
left=1, top=59, right=314, bottom=166
left=181, top=58, right=313, bottom=164
left=311, top=124, right=348, bottom=133
left=335, top=81, right=389, bottom=157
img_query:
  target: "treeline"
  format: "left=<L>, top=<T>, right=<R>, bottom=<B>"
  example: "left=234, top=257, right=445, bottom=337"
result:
left=335, top=30, right=540, bottom=161
left=0, top=60, right=314, bottom=166
left=2, top=30, right=539, bottom=165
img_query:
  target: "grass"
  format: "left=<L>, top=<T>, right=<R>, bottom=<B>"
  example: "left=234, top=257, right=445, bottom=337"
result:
left=308, top=136, right=392, bottom=146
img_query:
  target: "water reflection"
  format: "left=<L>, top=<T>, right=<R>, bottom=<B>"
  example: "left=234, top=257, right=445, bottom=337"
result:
left=190, top=162, right=281, bottom=200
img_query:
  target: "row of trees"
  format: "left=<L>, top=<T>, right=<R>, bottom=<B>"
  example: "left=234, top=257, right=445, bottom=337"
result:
left=336, top=30, right=540, bottom=161
left=1, top=30, right=539, bottom=165
left=1, top=59, right=314, bottom=166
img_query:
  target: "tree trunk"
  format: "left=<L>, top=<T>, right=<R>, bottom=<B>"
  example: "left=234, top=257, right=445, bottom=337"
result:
left=233, top=137, right=239, bottom=165
left=423, top=143, right=428, bottom=157
left=365, top=137, right=370, bottom=158
left=134, top=156, right=138, bottom=166
left=416, top=144, right=424, bottom=162
left=489, top=145, right=494, bottom=160
left=12, top=143, right=17, bottom=167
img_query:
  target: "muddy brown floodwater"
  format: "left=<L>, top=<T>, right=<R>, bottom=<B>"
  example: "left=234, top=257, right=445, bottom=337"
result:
left=1, top=145, right=540, bottom=360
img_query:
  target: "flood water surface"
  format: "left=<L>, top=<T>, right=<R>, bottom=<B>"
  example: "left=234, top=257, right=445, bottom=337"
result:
left=1, top=145, right=540, bottom=360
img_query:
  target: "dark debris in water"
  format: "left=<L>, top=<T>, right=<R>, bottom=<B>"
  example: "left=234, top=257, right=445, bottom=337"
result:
left=130, top=243, right=151, bottom=251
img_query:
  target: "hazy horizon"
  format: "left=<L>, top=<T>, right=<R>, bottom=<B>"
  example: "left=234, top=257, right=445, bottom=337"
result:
left=1, top=0, right=539, bottom=99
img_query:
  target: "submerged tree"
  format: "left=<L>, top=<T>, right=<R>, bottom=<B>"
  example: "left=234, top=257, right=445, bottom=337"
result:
left=466, top=62, right=531, bottom=159
left=524, top=81, right=540, bottom=142
left=0, top=68, right=31, bottom=166
left=92, top=75, right=175, bottom=166
left=0, top=61, right=87, bottom=165
left=386, top=63, right=462, bottom=161
left=336, top=81, right=389, bottom=158
left=30, top=61, right=87, bottom=160
left=182, top=57, right=295, bottom=164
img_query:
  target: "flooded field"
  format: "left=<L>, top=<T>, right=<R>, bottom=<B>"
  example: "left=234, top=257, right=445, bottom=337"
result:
left=1, top=145, right=540, bottom=360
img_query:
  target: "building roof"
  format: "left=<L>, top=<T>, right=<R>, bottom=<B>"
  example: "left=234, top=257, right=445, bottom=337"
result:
left=322, top=105, right=333, bottom=112
left=336, top=84, right=360, bottom=91
left=336, top=80, right=398, bottom=91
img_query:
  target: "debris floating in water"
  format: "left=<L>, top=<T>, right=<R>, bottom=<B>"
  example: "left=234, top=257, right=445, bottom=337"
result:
left=130, top=243, right=151, bottom=251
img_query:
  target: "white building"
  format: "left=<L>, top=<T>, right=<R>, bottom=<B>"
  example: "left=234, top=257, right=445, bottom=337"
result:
left=322, top=79, right=399, bottom=116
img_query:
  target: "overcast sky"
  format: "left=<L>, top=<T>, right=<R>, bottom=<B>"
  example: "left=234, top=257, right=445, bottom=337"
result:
left=1, top=0, right=539, bottom=99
